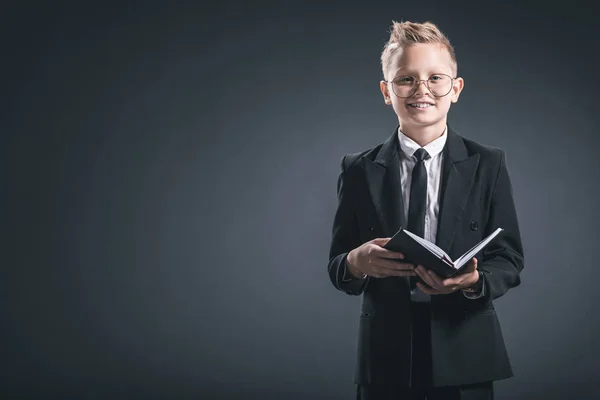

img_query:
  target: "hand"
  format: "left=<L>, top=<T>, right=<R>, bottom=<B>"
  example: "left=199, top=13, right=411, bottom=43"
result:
left=414, top=257, right=480, bottom=295
left=347, top=238, right=417, bottom=279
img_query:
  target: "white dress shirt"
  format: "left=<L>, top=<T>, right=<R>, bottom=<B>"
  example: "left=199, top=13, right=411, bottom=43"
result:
left=398, top=127, right=446, bottom=302
left=398, top=126, right=485, bottom=302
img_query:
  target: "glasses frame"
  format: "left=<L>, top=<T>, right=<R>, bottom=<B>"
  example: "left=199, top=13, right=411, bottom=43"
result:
left=384, top=73, right=458, bottom=98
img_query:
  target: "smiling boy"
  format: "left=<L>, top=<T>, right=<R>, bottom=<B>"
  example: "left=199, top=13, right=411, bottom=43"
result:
left=327, top=21, right=524, bottom=399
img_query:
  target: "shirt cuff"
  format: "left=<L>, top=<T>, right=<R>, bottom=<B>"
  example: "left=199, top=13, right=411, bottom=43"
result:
left=342, top=260, right=366, bottom=282
left=462, top=272, right=485, bottom=299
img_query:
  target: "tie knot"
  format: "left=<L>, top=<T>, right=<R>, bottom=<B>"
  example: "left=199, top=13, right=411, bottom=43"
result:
left=413, top=148, right=430, bottom=162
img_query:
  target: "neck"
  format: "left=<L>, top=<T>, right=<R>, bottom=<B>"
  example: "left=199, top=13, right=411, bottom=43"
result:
left=399, top=120, right=447, bottom=147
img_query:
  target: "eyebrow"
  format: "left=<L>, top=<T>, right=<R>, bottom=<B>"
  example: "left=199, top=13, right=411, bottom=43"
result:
left=391, top=70, right=451, bottom=78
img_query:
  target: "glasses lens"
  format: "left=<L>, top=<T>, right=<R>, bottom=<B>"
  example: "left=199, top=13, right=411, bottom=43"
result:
left=391, top=74, right=453, bottom=97
left=391, top=76, right=417, bottom=98
left=428, top=74, right=452, bottom=97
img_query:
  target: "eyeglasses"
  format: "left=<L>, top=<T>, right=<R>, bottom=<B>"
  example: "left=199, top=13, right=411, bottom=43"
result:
left=384, top=73, right=457, bottom=98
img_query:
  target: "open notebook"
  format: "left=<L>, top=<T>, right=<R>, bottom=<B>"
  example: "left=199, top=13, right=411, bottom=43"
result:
left=383, top=227, right=503, bottom=278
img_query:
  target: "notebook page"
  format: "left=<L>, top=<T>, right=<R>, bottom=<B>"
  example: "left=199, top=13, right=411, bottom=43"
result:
left=404, top=229, right=451, bottom=260
left=454, top=227, right=503, bottom=269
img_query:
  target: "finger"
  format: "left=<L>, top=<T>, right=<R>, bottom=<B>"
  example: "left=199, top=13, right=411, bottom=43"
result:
left=431, top=272, right=463, bottom=292
left=382, top=269, right=418, bottom=277
left=467, top=258, right=478, bottom=273
left=416, top=266, right=441, bottom=289
left=371, top=263, right=417, bottom=277
left=369, top=245, right=405, bottom=260
left=439, top=273, right=466, bottom=288
left=451, top=260, right=478, bottom=282
left=424, top=269, right=448, bottom=289
left=381, top=251, right=406, bottom=260
left=461, top=258, right=477, bottom=273
left=376, top=258, right=415, bottom=271
left=366, top=244, right=402, bottom=261
left=368, top=266, right=416, bottom=278
left=423, top=268, right=458, bottom=293
left=370, top=237, right=391, bottom=246
left=417, top=282, right=443, bottom=295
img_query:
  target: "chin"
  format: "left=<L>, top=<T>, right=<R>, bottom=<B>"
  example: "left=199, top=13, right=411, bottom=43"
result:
left=404, top=115, right=441, bottom=125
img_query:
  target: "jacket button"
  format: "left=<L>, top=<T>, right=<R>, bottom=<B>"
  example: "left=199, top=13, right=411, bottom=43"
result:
left=470, top=221, right=478, bottom=231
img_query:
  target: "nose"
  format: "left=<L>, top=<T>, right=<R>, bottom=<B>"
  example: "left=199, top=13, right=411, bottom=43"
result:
left=412, top=79, right=430, bottom=96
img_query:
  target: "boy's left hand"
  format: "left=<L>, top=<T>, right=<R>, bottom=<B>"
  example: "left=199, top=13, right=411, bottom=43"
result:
left=415, top=257, right=480, bottom=295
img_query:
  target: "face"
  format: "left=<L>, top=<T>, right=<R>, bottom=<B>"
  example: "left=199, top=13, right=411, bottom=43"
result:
left=379, top=43, right=464, bottom=131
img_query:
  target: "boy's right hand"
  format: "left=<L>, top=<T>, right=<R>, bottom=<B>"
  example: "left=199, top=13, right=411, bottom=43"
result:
left=346, top=238, right=416, bottom=278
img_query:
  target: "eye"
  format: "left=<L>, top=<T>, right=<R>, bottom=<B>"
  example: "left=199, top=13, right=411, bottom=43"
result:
left=394, top=76, right=414, bottom=85
left=429, top=74, right=450, bottom=84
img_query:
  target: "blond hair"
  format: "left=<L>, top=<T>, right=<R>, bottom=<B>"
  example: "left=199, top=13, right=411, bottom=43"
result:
left=380, top=20, right=457, bottom=80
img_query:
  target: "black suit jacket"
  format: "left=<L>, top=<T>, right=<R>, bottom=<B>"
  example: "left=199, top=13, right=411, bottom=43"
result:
left=327, top=126, right=524, bottom=387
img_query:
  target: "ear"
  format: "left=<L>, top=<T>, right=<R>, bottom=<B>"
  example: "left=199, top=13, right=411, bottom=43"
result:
left=380, top=80, right=392, bottom=105
left=450, top=77, right=464, bottom=103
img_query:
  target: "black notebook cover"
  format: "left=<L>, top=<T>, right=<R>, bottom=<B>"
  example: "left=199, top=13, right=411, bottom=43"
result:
left=382, top=226, right=503, bottom=279
left=383, top=228, right=457, bottom=278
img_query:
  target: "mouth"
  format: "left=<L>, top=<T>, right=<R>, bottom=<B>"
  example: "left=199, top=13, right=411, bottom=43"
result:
left=407, top=102, right=435, bottom=109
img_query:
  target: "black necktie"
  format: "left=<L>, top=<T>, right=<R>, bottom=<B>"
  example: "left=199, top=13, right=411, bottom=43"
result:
left=407, top=148, right=430, bottom=290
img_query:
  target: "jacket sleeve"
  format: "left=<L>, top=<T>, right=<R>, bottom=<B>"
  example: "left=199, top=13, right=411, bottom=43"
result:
left=478, top=150, right=524, bottom=301
left=327, top=155, right=370, bottom=296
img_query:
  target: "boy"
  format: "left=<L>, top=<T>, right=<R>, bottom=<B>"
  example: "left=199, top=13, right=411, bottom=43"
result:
left=327, top=21, right=524, bottom=400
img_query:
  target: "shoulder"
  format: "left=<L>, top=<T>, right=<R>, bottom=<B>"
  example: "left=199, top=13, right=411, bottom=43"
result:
left=454, top=129, right=507, bottom=169
left=461, top=136, right=505, bottom=162
left=339, top=142, right=386, bottom=172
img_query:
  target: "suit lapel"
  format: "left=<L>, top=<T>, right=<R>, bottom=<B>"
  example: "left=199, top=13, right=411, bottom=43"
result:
left=364, top=130, right=404, bottom=238
left=435, top=127, right=480, bottom=254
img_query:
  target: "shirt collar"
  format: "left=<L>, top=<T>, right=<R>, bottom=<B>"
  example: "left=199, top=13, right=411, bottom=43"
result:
left=397, top=126, right=447, bottom=159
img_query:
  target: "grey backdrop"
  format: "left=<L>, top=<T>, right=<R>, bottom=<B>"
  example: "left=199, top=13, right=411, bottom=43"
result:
left=3, top=1, right=599, bottom=399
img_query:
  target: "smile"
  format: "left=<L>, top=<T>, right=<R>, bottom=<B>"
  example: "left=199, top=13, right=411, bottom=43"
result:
left=408, top=103, right=434, bottom=108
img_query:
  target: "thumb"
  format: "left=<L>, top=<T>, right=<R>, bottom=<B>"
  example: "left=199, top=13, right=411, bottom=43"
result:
left=370, top=237, right=391, bottom=246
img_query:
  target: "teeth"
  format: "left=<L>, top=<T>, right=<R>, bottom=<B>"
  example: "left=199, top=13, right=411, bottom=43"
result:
left=409, top=103, right=432, bottom=108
